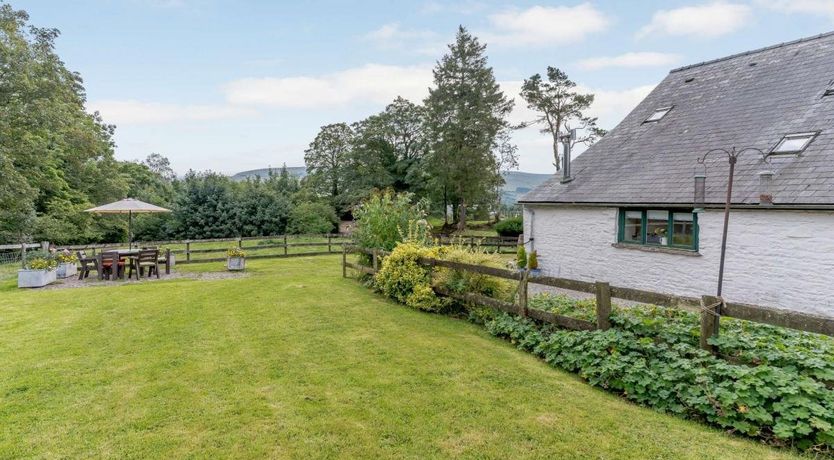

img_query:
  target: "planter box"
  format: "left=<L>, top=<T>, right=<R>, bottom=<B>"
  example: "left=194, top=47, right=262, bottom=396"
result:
left=529, top=268, right=542, bottom=276
left=18, top=269, right=57, bottom=288
left=227, top=256, right=245, bottom=271
left=56, top=263, right=77, bottom=279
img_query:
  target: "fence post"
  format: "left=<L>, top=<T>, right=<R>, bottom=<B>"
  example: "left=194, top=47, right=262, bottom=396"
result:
left=237, top=237, right=242, bottom=248
left=186, top=241, right=191, bottom=263
left=595, top=281, right=612, bottom=330
left=328, top=234, right=332, bottom=253
left=41, top=241, right=50, bottom=252
left=165, top=248, right=171, bottom=274
left=20, top=242, right=26, bottom=268
left=372, top=249, right=379, bottom=273
left=518, top=270, right=528, bottom=317
left=342, top=245, right=347, bottom=278
left=700, top=295, right=722, bottom=353
left=284, top=235, right=288, bottom=256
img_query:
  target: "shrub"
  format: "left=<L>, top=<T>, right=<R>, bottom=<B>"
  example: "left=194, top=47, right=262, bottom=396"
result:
left=433, top=245, right=515, bottom=305
left=516, top=245, right=526, bottom=270
left=287, top=202, right=338, bottom=235
left=353, top=190, right=427, bottom=252
left=373, top=242, right=446, bottom=312
left=495, top=217, right=522, bottom=237
left=527, top=250, right=538, bottom=270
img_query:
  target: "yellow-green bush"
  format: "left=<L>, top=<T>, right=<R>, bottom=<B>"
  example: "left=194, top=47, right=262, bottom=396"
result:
left=374, top=242, right=446, bottom=312
left=433, top=245, right=515, bottom=303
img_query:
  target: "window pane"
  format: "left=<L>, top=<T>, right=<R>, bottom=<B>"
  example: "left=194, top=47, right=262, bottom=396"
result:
left=645, top=210, right=669, bottom=245
left=773, top=134, right=813, bottom=153
left=645, top=107, right=672, bottom=122
left=623, top=211, right=642, bottom=243
left=672, top=213, right=695, bottom=247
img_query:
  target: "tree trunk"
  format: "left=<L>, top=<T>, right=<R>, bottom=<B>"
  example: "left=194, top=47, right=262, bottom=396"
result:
left=457, top=200, right=467, bottom=231
left=443, top=186, right=448, bottom=226
left=552, top=132, right=561, bottom=171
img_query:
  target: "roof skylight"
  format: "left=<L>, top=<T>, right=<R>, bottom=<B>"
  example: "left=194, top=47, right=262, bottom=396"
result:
left=771, top=132, right=817, bottom=154
left=644, top=106, right=672, bottom=123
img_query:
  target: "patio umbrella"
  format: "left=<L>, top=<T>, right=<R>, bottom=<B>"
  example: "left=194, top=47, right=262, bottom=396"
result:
left=85, top=198, right=171, bottom=249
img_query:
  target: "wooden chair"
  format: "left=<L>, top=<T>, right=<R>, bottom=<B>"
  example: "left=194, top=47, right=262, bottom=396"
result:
left=77, top=250, right=100, bottom=280
left=99, top=251, right=125, bottom=280
left=129, top=249, right=160, bottom=280
left=142, top=246, right=170, bottom=274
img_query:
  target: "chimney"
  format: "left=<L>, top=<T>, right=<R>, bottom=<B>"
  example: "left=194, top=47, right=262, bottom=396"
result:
left=758, top=170, right=775, bottom=206
left=560, top=129, right=576, bottom=184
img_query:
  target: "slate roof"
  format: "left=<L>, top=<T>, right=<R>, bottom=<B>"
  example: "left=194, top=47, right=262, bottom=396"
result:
left=520, top=32, right=834, bottom=207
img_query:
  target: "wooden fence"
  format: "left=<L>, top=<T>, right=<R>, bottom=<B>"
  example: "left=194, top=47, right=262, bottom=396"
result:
left=434, top=235, right=518, bottom=253
left=49, top=234, right=351, bottom=264
left=343, top=246, right=834, bottom=351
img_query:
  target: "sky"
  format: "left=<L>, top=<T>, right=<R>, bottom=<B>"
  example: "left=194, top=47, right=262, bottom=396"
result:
left=13, top=0, right=834, bottom=175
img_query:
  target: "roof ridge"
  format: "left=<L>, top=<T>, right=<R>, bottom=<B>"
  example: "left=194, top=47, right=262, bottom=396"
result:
left=670, top=30, right=834, bottom=73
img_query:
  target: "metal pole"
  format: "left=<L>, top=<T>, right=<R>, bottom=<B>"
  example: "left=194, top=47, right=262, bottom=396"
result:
left=129, top=210, right=133, bottom=250
left=716, top=156, right=736, bottom=297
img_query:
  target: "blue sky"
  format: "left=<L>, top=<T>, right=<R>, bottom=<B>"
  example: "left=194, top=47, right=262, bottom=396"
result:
left=14, top=0, right=834, bottom=174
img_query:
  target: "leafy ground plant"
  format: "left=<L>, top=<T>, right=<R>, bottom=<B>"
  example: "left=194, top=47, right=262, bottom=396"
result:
left=485, top=293, right=834, bottom=452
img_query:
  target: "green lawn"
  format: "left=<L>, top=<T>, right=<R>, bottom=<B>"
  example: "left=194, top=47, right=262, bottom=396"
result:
left=0, top=257, right=800, bottom=459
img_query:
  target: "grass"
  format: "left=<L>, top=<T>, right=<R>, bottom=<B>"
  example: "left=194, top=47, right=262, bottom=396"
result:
left=0, top=257, right=801, bottom=459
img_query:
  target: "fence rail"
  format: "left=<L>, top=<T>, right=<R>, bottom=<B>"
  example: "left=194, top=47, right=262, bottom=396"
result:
left=1, top=234, right=352, bottom=266
left=342, top=246, right=834, bottom=350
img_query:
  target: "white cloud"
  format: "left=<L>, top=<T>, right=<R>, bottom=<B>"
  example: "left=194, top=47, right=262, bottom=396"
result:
left=756, top=0, right=834, bottom=19
left=637, top=2, right=752, bottom=39
left=420, top=1, right=486, bottom=15
left=89, top=100, right=255, bottom=125
left=224, top=64, right=433, bottom=109
left=485, top=4, right=610, bottom=47
left=363, top=23, right=443, bottom=55
left=577, top=52, right=681, bottom=70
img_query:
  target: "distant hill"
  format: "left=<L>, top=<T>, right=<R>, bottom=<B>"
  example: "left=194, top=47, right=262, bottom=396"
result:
left=501, top=171, right=552, bottom=204
left=231, top=166, right=307, bottom=181
left=229, top=167, right=551, bottom=204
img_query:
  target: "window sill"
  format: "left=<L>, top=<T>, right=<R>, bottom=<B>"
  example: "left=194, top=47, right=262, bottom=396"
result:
left=611, top=243, right=701, bottom=257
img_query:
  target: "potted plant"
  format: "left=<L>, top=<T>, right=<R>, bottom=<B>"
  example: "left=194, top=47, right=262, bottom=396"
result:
left=55, top=251, right=78, bottom=279
left=226, top=246, right=246, bottom=271
left=653, top=227, right=668, bottom=245
left=18, top=256, right=58, bottom=288
left=528, top=250, right=541, bottom=276
left=516, top=245, right=527, bottom=272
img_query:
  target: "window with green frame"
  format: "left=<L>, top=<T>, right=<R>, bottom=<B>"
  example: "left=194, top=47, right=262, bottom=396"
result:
left=617, top=208, right=699, bottom=251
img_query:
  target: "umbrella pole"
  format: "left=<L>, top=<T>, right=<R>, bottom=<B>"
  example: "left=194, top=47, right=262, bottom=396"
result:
left=129, top=210, right=133, bottom=250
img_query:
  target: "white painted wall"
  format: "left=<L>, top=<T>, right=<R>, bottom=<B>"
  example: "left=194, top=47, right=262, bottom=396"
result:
left=523, top=205, right=834, bottom=316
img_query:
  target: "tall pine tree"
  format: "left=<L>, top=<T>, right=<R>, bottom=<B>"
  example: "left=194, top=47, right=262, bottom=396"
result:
left=424, top=26, right=514, bottom=230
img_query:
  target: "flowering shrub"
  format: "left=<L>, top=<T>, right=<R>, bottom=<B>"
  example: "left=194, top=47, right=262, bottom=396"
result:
left=27, top=257, right=57, bottom=271
left=55, top=252, right=78, bottom=264
left=226, top=246, right=246, bottom=258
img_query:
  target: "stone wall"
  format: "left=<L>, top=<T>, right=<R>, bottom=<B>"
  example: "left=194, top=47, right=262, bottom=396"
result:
left=522, top=205, right=834, bottom=316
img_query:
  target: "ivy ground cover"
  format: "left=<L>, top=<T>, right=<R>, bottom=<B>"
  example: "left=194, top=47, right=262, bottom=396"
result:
left=0, top=257, right=801, bottom=459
